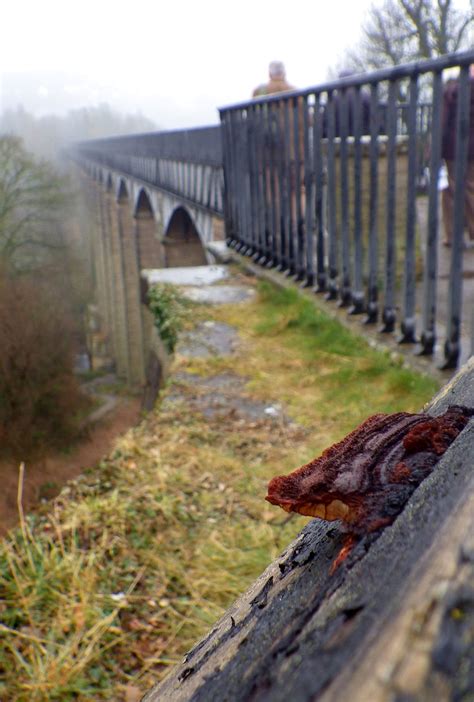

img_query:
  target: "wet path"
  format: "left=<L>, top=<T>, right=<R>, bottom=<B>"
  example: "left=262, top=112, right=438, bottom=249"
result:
left=146, top=265, right=289, bottom=425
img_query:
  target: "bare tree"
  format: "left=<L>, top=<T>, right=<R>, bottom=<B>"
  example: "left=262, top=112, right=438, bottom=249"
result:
left=341, top=0, right=474, bottom=73
left=0, top=135, right=69, bottom=273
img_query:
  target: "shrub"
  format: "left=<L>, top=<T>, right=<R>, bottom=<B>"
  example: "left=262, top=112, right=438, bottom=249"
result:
left=0, top=272, right=89, bottom=459
left=147, top=283, right=193, bottom=354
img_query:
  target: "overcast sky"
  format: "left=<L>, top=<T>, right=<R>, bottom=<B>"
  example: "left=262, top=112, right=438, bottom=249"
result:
left=1, top=0, right=472, bottom=129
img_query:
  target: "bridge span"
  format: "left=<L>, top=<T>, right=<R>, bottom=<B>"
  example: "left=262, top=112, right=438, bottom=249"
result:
left=72, top=49, right=474, bottom=393
left=73, top=127, right=225, bottom=388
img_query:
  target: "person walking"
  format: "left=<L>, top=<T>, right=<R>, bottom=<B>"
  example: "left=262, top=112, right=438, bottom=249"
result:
left=441, top=65, right=474, bottom=247
left=252, top=61, right=295, bottom=98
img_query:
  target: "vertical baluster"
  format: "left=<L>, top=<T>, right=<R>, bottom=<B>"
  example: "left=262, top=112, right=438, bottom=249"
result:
left=171, top=161, right=176, bottom=193
left=443, top=65, right=472, bottom=368
left=186, top=162, right=191, bottom=200
left=293, top=96, right=305, bottom=280
left=259, top=103, right=271, bottom=264
left=191, top=163, right=196, bottom=203
left=271, top=101, right=283, bottom=269
left=220, top=114, right=233, bottom=244
left=284, top=99, right=296, bottom=275
left=238, top=111, right=250, bottom=254
left=223, top=112, right=236, bottom=246
left=229, top=111, right=242, bottom=248
left=277, top=99, right=289, bottom=271
left=365, top=83, right=380, bottom=324
left=254, top=104, right=266, bottom=260
left=339, top=87, right=352, bottom=307
left=400, top=74, right=419, bottom=343
left=255, top=104, right=268, bottom=262
left=246, top=106, right=258, bottom=256
left=232, top=113, right=244, bottom=249
left=381, top=79, right=398, bottom=332
left=220, top=117, right=234, bottom=246
left=326, top=91, right=338, bottom=300
left=239, top=110, right=251, bottom=254
left=350, top=85, right=365, bottom=314
left=234, top=112, right=245, bottom=250
left=200, top=164, right=206, bottom=211
left=313, top=92, right=326, bottom=292
left=303, top=95, right=315, bottom=287
left=267, top=103, right=278, bottom=266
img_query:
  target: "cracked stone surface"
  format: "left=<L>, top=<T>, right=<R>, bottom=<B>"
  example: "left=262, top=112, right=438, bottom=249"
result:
left=160, top=270, right=290, bottom=424
left=176, top=321, right=240, bottom=358
left=181, top=285, right=256, bottom=304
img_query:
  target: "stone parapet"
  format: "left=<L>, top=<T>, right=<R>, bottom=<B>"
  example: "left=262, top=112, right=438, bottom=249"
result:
left=144, top=358, right=474, bottom=702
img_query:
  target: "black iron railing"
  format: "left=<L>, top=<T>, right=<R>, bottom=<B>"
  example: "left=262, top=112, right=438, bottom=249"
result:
left=73, top=126, right=224, bottom=215
left=219, top=50, right=474, bottom=369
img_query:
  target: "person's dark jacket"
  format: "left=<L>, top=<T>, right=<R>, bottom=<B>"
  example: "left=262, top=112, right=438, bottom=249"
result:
left=322, top=87, right=371, bottom=138
left=441, top=75, right=474, bottom=162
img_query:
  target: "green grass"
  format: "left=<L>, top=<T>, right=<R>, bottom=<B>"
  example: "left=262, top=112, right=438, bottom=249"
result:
left=0, top=278, right=439, bottom=701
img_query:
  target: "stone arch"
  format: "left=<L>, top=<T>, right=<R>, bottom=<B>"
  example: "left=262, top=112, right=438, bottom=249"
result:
left=134, top=187, right=154, bottom=218
left=164, top=206, right=207, bottom=267
left=117, top=179, right=129, bottom=203
left=133, top=187, right=163, bottom=269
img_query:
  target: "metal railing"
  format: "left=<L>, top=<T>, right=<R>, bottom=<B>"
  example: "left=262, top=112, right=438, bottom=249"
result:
left=219, top=50, right=474, bottom=368
left=73, top=126, right=224, bottom=215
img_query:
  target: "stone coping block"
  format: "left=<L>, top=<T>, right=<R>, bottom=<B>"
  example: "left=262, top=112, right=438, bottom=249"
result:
left=143, top=358, right=474, bottom=702
left=141, top=265, right=229, bottom=287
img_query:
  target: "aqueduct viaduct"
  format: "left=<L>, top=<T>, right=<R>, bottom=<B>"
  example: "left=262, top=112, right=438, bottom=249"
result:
left=75, top=126, right=225, bottom=388
left=71, top=51, right=474, bottom=700
left=73, top=50, right=474, bottom=395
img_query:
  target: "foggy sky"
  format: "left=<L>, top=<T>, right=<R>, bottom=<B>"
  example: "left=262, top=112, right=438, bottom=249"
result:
left=1, top=0, right=472, bottom=130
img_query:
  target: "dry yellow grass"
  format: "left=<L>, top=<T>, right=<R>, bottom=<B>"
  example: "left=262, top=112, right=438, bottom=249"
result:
left=0, top=279, right=439, bottom=701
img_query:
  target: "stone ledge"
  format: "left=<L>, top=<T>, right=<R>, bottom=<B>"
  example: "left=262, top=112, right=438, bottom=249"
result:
left=143, top=359, right=474, bottom=702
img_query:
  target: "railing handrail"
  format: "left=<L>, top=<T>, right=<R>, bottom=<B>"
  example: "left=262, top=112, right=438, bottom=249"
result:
left=73, top=124, right=222, bottom=167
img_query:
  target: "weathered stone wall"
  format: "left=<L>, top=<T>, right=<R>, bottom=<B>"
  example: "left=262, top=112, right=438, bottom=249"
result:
left=76, top=166, right=224, bottom=401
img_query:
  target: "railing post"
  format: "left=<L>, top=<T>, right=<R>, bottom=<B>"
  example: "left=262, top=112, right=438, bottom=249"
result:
left=339, top=87, right=352, bottom=307
left=418, top=71, right=443, bottom=356
left=254, top=104, right=266, bottom=261
left=276, top=99, right=289, bottom=272
left=350, top=86, right=365, bottom=314
left=325, top=91, right=338, bottom=301
left=365, top=83, right=380, bottom=325
left=267, top=103, right=279, bottom=267
left=284, top=100, right=296, bottom=276
left=246, top=105, right=258, bottom=257
left=399, top=74, right=419, bottom=344
left=303, top=94, right=315, bottom=288
left=313, top=93, right=326, bottom=293
left=381, top=79, right=398, bottom=333
left=293, top=96, right=305, bottom=280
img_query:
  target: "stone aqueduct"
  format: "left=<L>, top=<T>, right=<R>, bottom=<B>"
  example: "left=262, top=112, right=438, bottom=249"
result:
left=78, top=163, right=225, bottom=390
left=75, top=50, right=474, bottom=393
